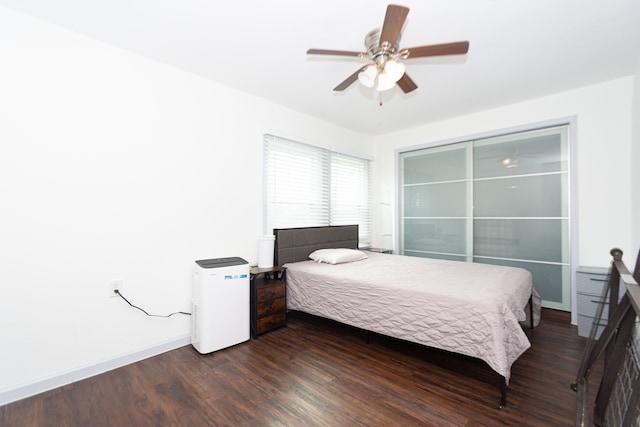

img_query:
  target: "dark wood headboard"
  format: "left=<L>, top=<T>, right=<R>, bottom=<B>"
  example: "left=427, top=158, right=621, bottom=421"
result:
left=273, top=225, right=359, bottom=265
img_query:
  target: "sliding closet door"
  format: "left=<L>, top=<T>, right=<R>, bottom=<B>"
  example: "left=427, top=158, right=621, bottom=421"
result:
left=399, top=126, right=570, bottom=310
left=399, top=142, right=471, bottom=262
left=472, top=127, right=569, bottom=310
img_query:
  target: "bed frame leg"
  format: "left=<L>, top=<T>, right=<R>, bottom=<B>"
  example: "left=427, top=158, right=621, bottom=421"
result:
left=529, top=294, right=534, bottom=330
left=499, top=376, right=507, bottom=408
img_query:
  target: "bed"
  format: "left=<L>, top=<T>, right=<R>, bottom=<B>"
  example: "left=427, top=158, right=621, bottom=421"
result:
left=274, top=225, right=540, bottom=407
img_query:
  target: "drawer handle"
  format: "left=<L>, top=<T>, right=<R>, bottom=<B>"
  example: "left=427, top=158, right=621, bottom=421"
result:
left=589, top=278, right=607, bottom=282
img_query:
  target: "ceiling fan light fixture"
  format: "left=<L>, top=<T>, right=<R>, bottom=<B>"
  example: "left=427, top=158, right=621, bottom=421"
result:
left=384, top=59, right=405, bottom=82
left=376, top=60, right=405, bottom=91
left=306, top=4, right=470, bottom=95
left=358, top=65, right=378, bottom=88
left=376, top=72, right=396, bottom=91
left=502, top=157, right=519, bottom=168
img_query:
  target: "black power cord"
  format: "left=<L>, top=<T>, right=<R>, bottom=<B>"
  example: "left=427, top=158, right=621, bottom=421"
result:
left=114, top=289, right=191, bottom=317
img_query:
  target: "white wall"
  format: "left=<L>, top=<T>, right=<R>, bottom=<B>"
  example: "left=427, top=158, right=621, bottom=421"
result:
left=0, top=7, right=372, bottom=403
left=372, top=77, right=635, bottom=269
left=632, top=63, right=640, bottom=258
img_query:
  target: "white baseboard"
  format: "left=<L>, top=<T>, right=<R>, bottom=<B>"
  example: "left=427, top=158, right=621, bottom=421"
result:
left=0, top=334, right=191, bottom=407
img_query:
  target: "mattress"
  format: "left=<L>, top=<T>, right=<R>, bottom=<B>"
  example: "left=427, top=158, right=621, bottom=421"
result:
left=285, top=251, right=537, bottom=382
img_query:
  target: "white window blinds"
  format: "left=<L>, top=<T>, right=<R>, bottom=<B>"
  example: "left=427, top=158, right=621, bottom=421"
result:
left=330, top=152, right=371, bottom=242
left=263, top=134, right=371, bottom=245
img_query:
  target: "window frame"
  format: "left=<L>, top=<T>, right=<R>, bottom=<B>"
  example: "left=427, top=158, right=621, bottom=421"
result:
left=263, top=134, right=371, bottom=246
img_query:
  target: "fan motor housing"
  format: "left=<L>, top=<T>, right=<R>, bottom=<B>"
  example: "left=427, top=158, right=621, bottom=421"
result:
left=365, top=28, right=400, bottom=59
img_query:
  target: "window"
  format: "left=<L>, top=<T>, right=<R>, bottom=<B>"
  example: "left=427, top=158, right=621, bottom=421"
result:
left=263, top=134, right=371, bottom=245
left=399, top=125, right=570, bottom=310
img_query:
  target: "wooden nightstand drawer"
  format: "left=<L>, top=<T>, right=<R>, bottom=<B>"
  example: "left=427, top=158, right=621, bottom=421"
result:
left=257, top=297, right=286, bottom=317
left=256, top=281, right=285, bottom=303
left=250, top=266, right=287, bottom=338
left=257, top=312, right=286, bottom=334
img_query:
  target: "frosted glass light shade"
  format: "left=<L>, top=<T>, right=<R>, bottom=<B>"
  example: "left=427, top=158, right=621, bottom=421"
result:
left=384, top=60, right=405, bottom=82
left=376, top=72, right=396, bottom=91
left=376, top=60, right=405, bottom=91
left=358, top=65, right=377, bottom=88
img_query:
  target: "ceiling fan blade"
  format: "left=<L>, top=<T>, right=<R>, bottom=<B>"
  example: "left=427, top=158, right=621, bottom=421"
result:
left=333, top=66, right=367, bottom=91
left=379, top=5, right=409, bottom=48
left=404, top=41, right=470, bottom=58
left=307, top=48, right=363, bottom=57
left=396, top=73, right=418, bottom=93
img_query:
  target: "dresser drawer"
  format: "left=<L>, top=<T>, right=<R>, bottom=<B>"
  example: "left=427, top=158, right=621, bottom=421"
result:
left=576, top=293, right=609, bottom=318
left=576, top=275, right=608, bottom=296
left=257, top=312, right=286, bottom=334
left=257, top=297, right=286, bottom=317
left=256, top=281, right=286, bottom=303
left=578, top=314, right=607, bottom=339
left=576, top=267, right=609, bottom=295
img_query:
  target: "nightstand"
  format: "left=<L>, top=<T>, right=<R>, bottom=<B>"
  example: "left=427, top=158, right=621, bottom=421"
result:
left=250, top=266, right=287, bottom=338
left=365, top=247, right=393, bottom=254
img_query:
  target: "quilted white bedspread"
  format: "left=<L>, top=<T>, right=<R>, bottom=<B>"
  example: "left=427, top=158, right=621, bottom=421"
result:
left=285, top=252, right=537, bottom=382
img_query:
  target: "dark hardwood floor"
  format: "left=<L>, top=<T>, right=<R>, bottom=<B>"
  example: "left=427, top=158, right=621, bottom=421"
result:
left=2, top=309, right=589, bottom=426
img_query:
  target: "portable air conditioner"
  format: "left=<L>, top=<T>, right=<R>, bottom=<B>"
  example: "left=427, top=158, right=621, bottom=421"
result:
left=191, top=257, right=250, bottom=354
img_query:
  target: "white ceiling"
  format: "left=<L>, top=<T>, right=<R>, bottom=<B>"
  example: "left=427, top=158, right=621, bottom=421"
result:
left=1, top=0, right=639, bottom=135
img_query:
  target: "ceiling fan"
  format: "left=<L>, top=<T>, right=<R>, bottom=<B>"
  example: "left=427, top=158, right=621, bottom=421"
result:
left=307, top=4, right=469, bottom=93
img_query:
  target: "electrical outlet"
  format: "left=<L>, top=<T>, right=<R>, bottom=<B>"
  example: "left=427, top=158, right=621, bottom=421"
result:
left=109, top=280, right=123, bottom=298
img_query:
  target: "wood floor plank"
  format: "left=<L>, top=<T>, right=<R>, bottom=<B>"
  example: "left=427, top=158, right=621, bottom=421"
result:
left=1, top=308, right=587, bottom=426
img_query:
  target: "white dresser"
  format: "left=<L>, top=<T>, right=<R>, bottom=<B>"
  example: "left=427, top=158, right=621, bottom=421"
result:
left=576, top=266, right=624, bottom=338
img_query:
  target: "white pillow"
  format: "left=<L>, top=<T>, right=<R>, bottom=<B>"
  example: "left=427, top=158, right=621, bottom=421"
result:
left=308, top=248, right=368, bottom=265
